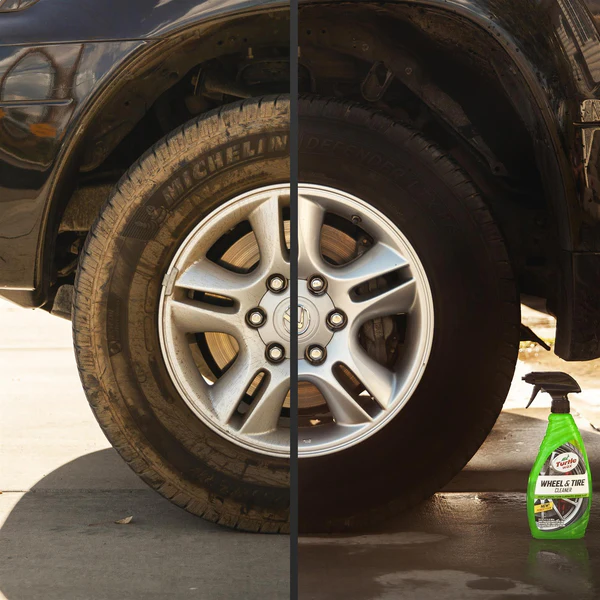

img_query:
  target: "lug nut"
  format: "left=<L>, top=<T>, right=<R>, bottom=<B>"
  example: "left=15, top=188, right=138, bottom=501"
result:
left=246, top=308, right=266, bottom=328
left=308, top=275, right=327, bottom=295
left=266, top=343, right=286, bottom=363
left=267, top=274, right=287, bottom=293
left=306, top=345, right=326, bottom=365
left=327, top=310, right=347, bottom=330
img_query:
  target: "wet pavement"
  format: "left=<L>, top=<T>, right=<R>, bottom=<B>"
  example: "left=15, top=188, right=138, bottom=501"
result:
left=299, top=410, right=600, bottom=599
left=299, top=492, right=598, bottom=599
left=299, top=307, right=600, bottom=599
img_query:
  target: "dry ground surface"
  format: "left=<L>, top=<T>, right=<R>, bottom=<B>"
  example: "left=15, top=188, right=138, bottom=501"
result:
left=0, top=299, right=289, bottom=600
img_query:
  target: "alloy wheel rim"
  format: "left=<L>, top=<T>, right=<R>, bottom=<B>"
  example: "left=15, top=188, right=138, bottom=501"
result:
left=159, top=185, right=291, bottom=456
left=297, top=184, right=434, bottom=456
left=158, top=183, right=434, bottom=458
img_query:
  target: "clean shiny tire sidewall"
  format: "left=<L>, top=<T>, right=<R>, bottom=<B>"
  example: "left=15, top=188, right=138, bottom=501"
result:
left=298, top=99, right=519, bottom=532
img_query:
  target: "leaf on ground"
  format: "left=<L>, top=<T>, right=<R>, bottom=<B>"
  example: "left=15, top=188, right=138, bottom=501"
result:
left=115, top=516, right=133, bottom=525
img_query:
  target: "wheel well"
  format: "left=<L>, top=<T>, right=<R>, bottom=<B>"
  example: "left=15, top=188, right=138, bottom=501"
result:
left=299, top=3, right=561, bottom=310
left=51, top=10, right=289, bottom=306
left=53, top=3, right=564, bottom=314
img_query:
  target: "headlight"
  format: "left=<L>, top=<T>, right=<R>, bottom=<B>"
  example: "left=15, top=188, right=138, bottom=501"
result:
left=0, top=0, right=40, bottom=12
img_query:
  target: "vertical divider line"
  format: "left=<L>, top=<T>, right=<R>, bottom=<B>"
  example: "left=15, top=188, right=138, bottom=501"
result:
left=289, top=0, right=299, bottom=597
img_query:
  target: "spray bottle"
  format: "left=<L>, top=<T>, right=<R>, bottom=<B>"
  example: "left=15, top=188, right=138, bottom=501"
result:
left=524, top=372, right=592, bottom=539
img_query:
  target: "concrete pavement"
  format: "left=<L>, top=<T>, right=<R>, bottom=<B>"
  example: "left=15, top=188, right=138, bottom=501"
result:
left=299, top=491, right=600, bottom=599
left=0, top=299, right=289, bottom=600
left=2, top=297, right=600, bottom=599
left=300, top=410, right=600, bottom=599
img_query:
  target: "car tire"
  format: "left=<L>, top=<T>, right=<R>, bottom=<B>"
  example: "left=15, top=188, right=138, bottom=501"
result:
left=73, top=96, right=290, bottom=533
left=298, top=96, right=520, bottom=532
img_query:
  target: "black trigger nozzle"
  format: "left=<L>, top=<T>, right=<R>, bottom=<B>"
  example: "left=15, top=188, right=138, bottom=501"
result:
left=522, top=372, right=580, bottom=413
left=526, top=385, right=541, bottom=408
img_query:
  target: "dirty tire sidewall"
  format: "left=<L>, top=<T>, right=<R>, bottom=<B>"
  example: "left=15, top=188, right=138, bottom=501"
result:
left=298, top=96, right=520, bottom=533
left=73, top=96, right=290, bottom=533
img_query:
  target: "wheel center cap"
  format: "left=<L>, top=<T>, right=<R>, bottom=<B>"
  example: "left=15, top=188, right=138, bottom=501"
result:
left=284, top=304, right=311, bottom=336
left=272, top=295, right=320, bottom=344
left=258, top=280, right=335, bottom=355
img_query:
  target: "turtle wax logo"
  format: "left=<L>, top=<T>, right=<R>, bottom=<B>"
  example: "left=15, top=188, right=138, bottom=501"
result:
left=552, top=452, right=579, bottom=473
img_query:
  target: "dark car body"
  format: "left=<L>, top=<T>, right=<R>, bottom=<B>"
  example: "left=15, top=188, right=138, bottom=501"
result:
left=2, top=0, right=600, bottom=361
left=0, top=0, right=288, bottom=298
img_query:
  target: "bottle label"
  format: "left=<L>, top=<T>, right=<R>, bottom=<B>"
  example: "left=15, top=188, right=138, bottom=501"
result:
left=533, top=442, right=589, bottom=532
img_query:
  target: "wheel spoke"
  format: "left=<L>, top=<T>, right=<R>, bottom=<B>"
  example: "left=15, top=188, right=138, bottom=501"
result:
left=169, top=299, right=242, bottom=337
left=239, top=367, right=289, bottom=435
left=561, top=498, right=579, bottom=507
left=248, top=192, right=288, bottom=274
left=339, top=338, right=396, bottom=409
left=175, top=258, right=263, bottom=304
left=208, top=350, right=259, bottom=424
left=165, top=327, right=211, bottom=397
left=300, top=362, right=373, bottom=425
left=317, top=376, right=373, bottom=425
left=351, top=278, right=417, bottom=325
left=298, top=193, right=326, bottom=277
left=327, top=242, right=409, bottom=295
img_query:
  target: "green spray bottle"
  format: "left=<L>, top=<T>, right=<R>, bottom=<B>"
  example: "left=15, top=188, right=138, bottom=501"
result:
left=524, top=372, right=592, bottom=539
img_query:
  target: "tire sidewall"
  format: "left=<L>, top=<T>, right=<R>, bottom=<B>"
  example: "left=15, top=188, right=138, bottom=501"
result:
left=76, top=100, right=291, bottom=521
left=298, top=102, right=519, bottom=530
